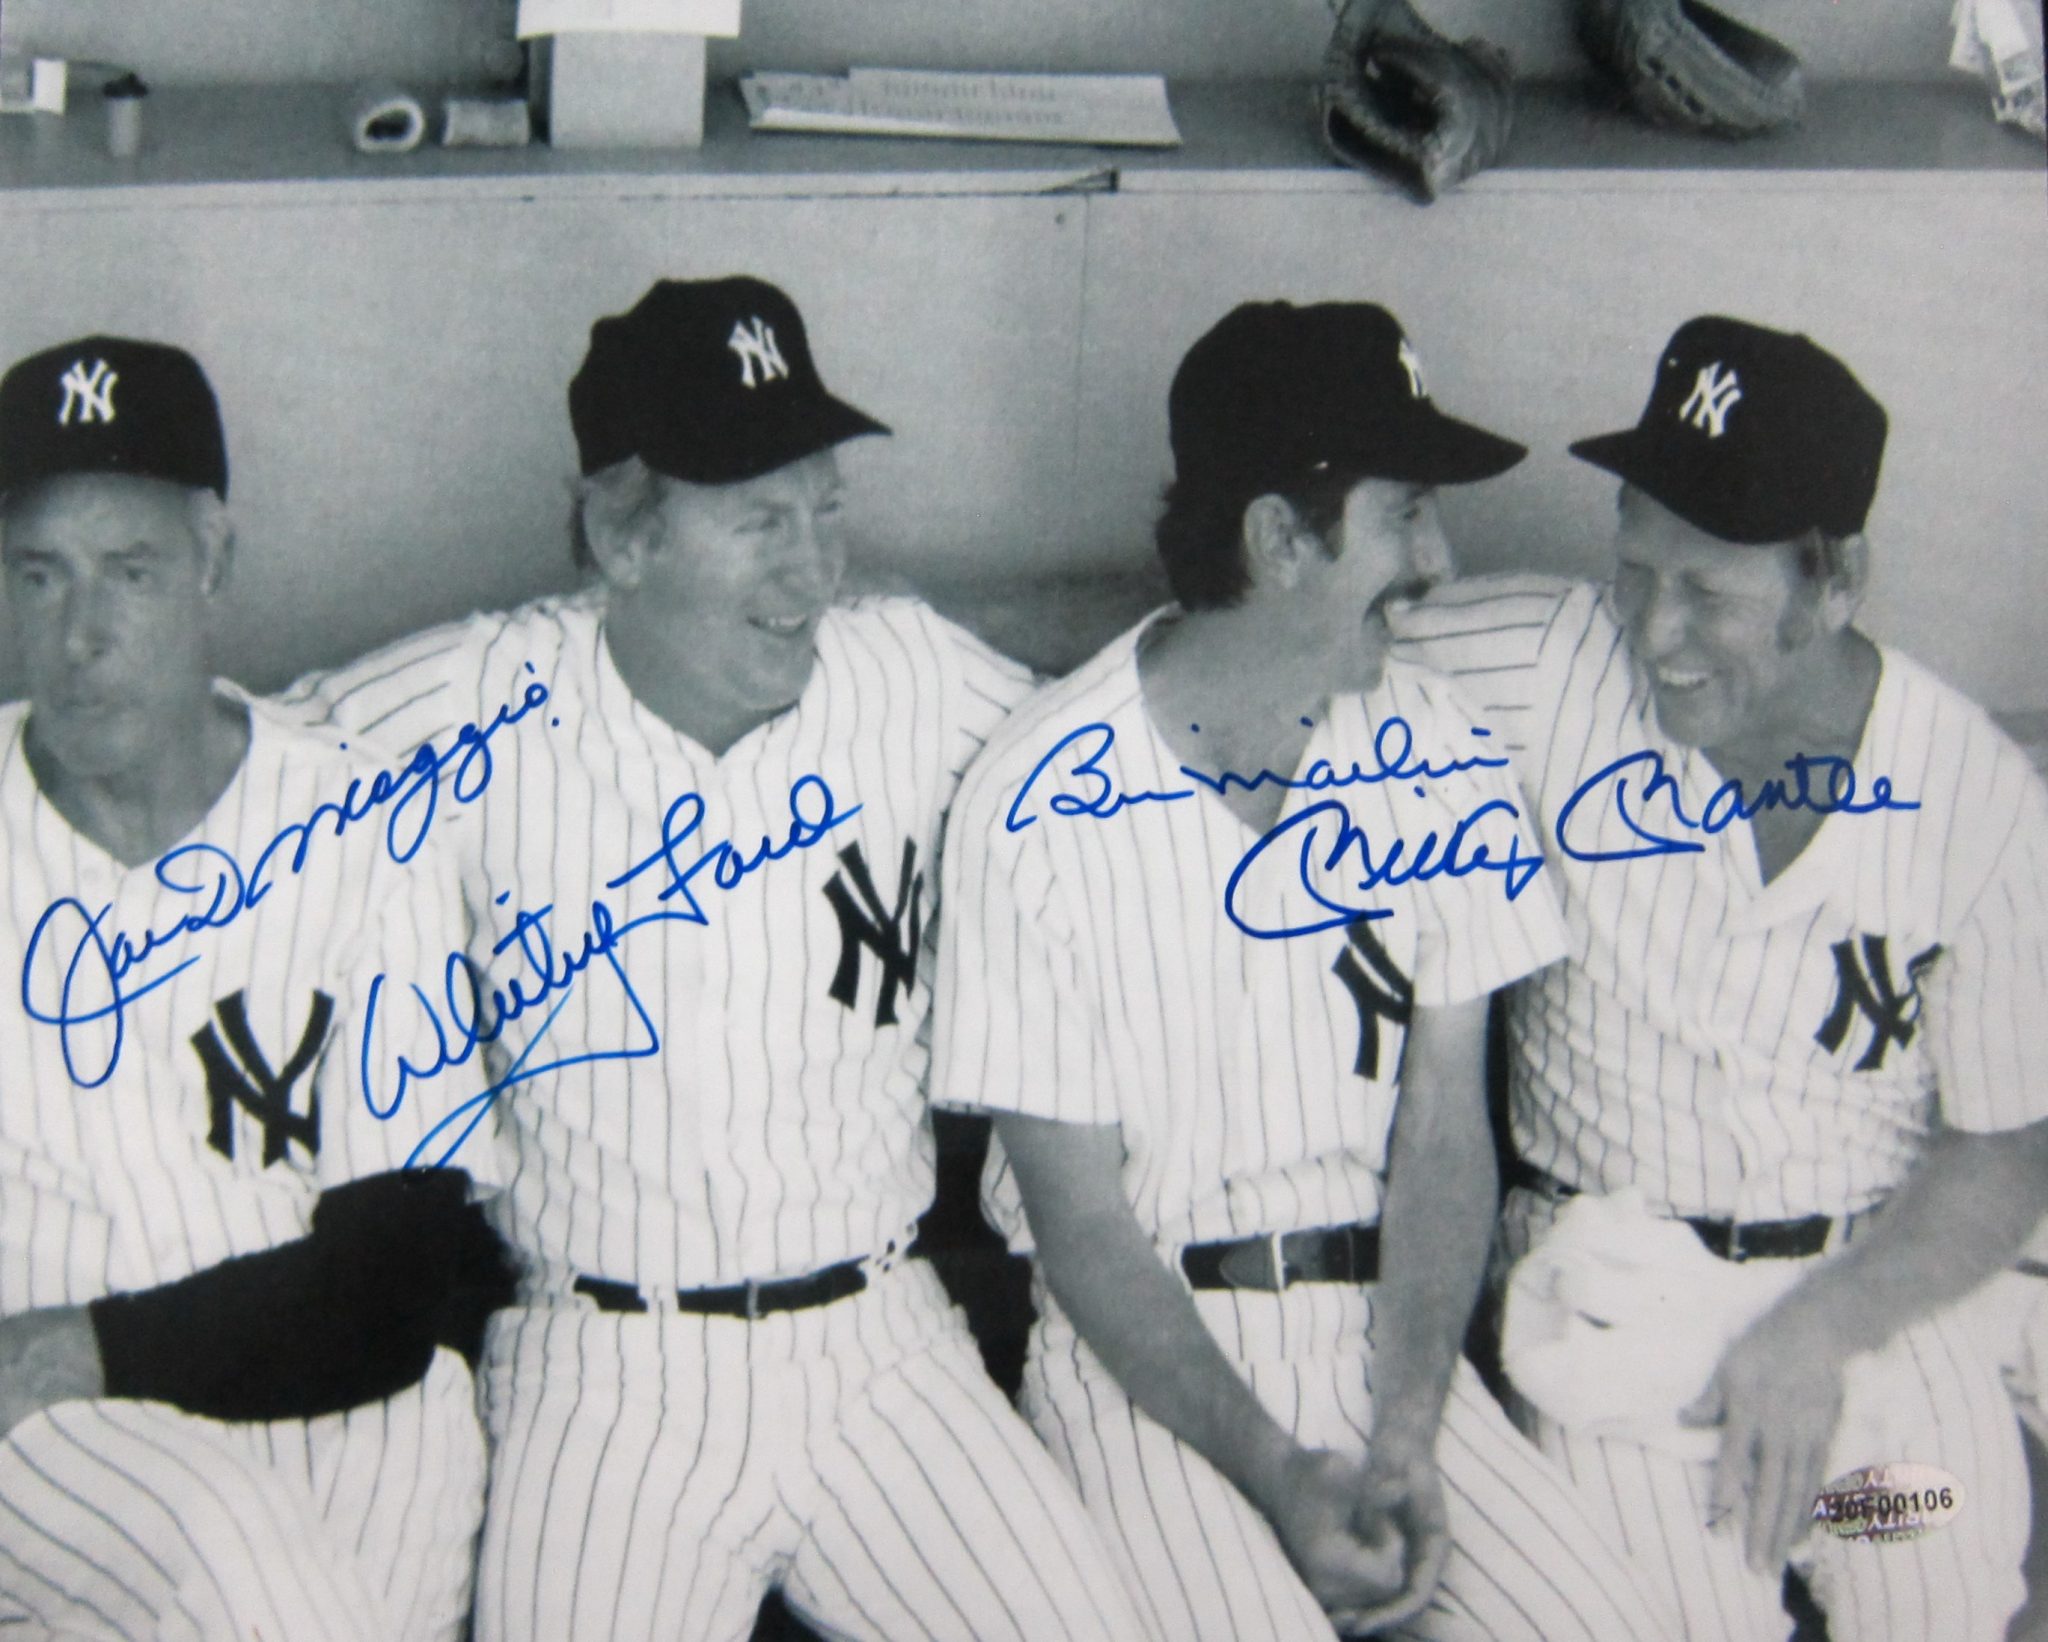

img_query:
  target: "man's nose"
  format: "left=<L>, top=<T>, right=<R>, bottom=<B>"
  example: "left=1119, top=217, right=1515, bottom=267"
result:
left=781, top=507, right=843, bottom=596
left=1410, top=499, right=1453, bottom=584
left=60, top=579, right=113, bottom=664
left=1629, top=579, right=1690, bottom=658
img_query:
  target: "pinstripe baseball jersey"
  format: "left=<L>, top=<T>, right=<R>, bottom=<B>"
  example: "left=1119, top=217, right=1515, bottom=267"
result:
left=1395, top=573, right=2048, bottom=1223
left=933, top=611, right=1567, bottom=1251
left=1, top=690, right=485, bottom=1316
left=291, top=589, right=1031, bottom=1295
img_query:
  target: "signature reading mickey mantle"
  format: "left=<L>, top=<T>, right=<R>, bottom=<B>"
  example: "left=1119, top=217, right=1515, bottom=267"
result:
left=1005, top=718, right=1917, bottom=940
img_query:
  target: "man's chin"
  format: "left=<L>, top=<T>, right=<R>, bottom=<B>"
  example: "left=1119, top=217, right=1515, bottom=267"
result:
left=32, top=726, right=151, bottom=785
left=1649, top=691, right=1723, bottom=751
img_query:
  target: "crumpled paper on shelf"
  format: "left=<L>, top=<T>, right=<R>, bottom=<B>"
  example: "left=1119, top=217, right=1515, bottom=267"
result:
left=1951, top=0, right=2045, bottom=140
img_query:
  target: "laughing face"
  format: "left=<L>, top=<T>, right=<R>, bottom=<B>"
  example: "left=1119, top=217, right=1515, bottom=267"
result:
left=1293, top=476, right=1453, bottom=695
left=613, top=449, right=848, bottom=749
left=1607, top=485, right=1824, bottom=752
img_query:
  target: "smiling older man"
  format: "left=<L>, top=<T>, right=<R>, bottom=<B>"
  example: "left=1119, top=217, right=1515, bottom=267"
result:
left=1398, top=315, right=2048, bottom=1641
left=289, top=276, right=1142, bottom=1642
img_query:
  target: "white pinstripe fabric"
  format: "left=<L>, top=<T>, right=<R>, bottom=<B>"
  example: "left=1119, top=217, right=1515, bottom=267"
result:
left=1023, top=1285, right=1684, bottom=1642
left=1395, top=574, right=2048, bottom=1221
left=1, top=694, right=491, bottom=1308
left=473, top=1264, right=1144, bottom=1642
left=934, top=613, right=1675, bottom=1640
left=294, top=593, right=1147, bottom=1640
left=1396, top=574, right=2048, bottom=1639
left=0, top=696, right=492, bottom=1638
left=936, top=612, right=1566, bottom=1255
left=0, top=1349, right=486, bottom=1642
left=1500, top=1190, right=2028, bottom=1642
left=291, top=591, right=1028, bottom=1293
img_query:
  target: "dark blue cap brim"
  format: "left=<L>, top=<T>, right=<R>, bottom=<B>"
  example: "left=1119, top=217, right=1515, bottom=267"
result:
left=1320, top=410, right=1526, bottom=489
left=638, top=392, right=889, bottom=486
left=1571, top=427, right=1796, bottom=545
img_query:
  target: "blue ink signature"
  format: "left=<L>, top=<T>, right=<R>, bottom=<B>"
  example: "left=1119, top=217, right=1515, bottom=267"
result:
left=19, top=672, right=553, bottom=1089
left=1554, top=750, right=1918, bottom=865
left=1005, top=724, right=1193, bottom=832
left=1182, top=719, right=1508, bottom=798
left=360, top=773, right=862, bottom=1168
left=1005, top=717, right=1501, bottom=834
left=1225, top=797, right=1546, bottom=940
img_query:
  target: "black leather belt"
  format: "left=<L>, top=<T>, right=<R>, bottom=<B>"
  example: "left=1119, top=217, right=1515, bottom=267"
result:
left=574, top=1257, right=868, bottom=1320
left=1181, top=1222, right=1380, bottom=1293
left=1506, top=1159, right=1837, bottom=1263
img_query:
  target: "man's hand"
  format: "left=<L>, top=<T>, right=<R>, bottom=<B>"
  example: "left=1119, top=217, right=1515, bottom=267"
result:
left=1262, top=1447, right=1411, bottom=1621
left=0, top=1305, right=105, bottom=1440
left=1681, top=1302, right=1846, bottom=1573
left=1330, top=1443, right=1451, bottom=1634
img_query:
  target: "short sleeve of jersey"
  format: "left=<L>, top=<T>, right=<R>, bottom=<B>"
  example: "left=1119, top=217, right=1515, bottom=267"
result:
left=1923, top=740, right=2048, bottom=1136
left=1390, top=573, right=1582, bottom=790
left=925, top=607, right=1037, bottom=793
left=932, top=729, right=1115, bottom=1128
left=1375, top=666, right=1569, bottom=1009
left=279, top=613, right=496, bottom=760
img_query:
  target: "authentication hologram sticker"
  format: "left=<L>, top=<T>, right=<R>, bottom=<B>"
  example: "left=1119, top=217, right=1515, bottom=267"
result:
left=1812, top=1463, right=1964, bottom=1545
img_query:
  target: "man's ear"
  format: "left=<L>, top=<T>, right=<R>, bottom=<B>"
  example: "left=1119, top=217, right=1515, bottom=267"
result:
left=1816, top=534, right=1871, bottom=634
left=189, top=490, right=234, bottom=598
left=581, top=458, right=666, bottom=592
left=1241, top=492, right=1317, bottom=591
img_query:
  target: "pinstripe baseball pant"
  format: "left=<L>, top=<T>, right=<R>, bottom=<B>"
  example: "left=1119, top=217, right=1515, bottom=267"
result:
left=0, top=1347, right=486, bottom=1642
left=1500, top=1187, right=2030, bottom=1642
left=473, top=1258, right=1145, bottom=1642
left=1021, top=1279, right=1684, bottom=1642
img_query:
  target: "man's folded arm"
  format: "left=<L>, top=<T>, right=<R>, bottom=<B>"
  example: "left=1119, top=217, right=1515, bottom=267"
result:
left=87, top=1165, right=516, bottom=1423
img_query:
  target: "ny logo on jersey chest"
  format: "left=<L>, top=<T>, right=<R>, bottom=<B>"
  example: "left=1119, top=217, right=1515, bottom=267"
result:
left=190, top=990, right=333, bottom=1166
left=1332, top=919, right=1413, bottom=1081
left=1814, top=935, right=1942, bottom=1072
left=823, top=840, right=923, bottom=1027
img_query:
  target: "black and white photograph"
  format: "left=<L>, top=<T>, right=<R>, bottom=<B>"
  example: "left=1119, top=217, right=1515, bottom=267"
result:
left=1, top=2, right=2044, bottom=1638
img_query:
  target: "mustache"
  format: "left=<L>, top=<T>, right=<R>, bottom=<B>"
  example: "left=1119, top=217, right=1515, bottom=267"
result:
left=1368, top=577, right=1437, bottom=619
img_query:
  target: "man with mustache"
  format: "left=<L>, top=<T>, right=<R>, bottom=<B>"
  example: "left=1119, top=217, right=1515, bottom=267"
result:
left=291, top=276, right=1143, bottom=1642
left=0, top=334, right=503, bottom=1640
left=1398, top=315, right=2048, bottom=1639
left=933, top=300, right=1679, bottom=1641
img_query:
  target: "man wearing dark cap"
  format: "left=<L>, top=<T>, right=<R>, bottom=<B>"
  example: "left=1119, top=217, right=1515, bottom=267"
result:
left=0, top=334, right=503, bottom=1641
left=1401, top=315, right=2048, bottom=1639
left=930, top=301, right=1680, bottom=1642
left=291, top=276, right=1144, bottom=1642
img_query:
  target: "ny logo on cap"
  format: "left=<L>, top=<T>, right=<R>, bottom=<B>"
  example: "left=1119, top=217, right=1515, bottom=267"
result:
left=1678, top=363, right=1742, bottom=439
left=1397, top=339, right=1428, bottom=400
left=728, top=317, right=789, bottom=389
left=57, top=357, right=119, bottom=427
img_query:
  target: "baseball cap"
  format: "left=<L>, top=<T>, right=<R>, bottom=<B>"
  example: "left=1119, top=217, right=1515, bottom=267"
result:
left=569, top=276, right=889, bottom=484
left=1168, top=301, right=1525, bottom=495
left=0, top=336, right=228, bottom=499
left=1570, top=316, right=1887, bottom=544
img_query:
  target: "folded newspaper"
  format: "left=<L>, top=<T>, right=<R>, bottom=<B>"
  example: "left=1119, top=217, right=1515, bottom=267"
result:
left=739, top=69, right=1182, bottom=148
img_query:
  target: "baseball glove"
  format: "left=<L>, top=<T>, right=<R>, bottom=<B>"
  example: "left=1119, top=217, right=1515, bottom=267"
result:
left=1576, top=0, right=1806, bottom=136
left=1317, top=0, right=1516, bottom=204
